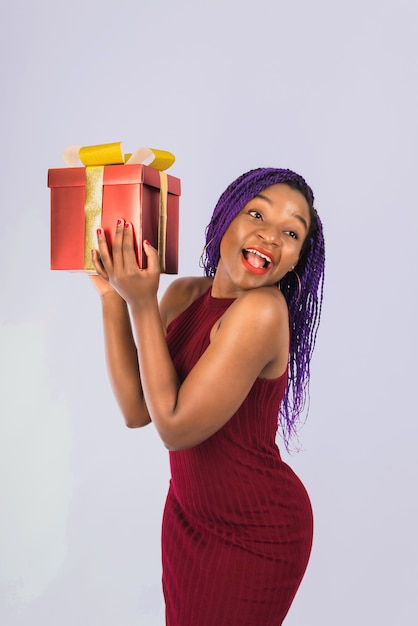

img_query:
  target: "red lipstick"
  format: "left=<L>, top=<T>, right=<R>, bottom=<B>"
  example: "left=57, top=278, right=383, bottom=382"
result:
left=241, top=247, right=273, bottom=275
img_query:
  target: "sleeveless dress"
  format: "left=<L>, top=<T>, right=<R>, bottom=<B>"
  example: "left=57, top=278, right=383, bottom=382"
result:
left=163, top=287, right=313, bottom=626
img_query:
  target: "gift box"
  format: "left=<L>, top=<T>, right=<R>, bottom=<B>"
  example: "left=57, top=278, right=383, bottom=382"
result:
left=48, top=144, right=181, bottom=273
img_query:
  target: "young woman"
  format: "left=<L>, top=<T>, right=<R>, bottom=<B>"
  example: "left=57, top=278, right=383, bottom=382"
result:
left=91, top=167, right=325, bottom=625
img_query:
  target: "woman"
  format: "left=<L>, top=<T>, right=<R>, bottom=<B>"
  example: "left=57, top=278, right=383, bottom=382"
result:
left=91, top=167, right=325, bottom=625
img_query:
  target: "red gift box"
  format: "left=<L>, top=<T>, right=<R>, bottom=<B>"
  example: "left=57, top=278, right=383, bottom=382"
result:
left=48, top=163, right=180, bottom=273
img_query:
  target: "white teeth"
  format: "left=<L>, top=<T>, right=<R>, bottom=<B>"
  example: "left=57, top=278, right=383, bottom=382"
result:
left=245, top=248, right=272, bottom=263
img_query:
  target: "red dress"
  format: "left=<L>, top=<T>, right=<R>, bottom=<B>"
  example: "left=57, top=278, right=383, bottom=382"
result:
left=163, top=287, right=313, bottom=625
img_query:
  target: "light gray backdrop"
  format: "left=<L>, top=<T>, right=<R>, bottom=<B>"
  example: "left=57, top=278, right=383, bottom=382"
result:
left=1, top=0, right=417, bottom=624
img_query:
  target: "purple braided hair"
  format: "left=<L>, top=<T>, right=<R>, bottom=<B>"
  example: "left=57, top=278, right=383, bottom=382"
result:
left=202, top=168, right=325, bottom=448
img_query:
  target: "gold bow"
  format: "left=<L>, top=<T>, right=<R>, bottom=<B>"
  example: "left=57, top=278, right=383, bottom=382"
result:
left=62, top=142, right=175, bottom=171
left=62, top=142, right=175, bottom=271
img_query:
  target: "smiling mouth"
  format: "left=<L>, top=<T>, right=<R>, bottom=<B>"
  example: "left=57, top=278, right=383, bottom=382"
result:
left=242, top=248, right=273, bottom=270
left=241, top=248, right=274, bottom=275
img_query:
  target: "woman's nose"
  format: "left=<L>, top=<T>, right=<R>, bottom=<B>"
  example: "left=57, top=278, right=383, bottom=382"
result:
left=258, top=223, right=280, bottom=245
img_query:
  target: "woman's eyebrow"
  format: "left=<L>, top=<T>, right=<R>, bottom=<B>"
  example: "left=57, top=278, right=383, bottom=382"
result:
left=292, top=212, right=309, bottom=232
left=255, top=192, right=272, bottom=204
left=255, top=193, right=309, bottom=232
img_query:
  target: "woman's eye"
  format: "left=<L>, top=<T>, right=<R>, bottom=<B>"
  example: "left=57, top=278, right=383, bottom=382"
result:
left=249, top=210, right=263, bottom=220
left=286, top=231, right=298, bottom=240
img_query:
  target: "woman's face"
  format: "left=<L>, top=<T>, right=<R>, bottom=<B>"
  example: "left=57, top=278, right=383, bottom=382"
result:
left=215, top=183, right=311, bottom=296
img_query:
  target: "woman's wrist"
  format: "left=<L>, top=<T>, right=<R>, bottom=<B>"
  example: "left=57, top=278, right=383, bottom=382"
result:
left=100, top=290, right=127, bottom=311
left=128, top=295, right=159, bottom=317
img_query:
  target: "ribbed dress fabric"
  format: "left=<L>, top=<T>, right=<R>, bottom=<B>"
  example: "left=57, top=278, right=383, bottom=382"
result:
left=163, top=287, right=313, bottom=626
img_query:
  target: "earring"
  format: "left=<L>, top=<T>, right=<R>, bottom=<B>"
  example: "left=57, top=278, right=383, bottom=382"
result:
left=199, top=238, right=214, bottom=268
left=293, top=270, right=301, bottom=304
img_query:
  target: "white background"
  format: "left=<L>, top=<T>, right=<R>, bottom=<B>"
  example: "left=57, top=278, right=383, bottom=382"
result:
left=1, top=1, right=417, bottom=624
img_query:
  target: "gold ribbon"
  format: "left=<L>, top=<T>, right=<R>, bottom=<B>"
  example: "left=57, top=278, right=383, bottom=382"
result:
left=62, top=142, right=175, bottom=170
left=157, top=172, right=168, bottom=272
left=61, top=143, right=175, bottom=271
left=84, top=166, right=104, bottom=271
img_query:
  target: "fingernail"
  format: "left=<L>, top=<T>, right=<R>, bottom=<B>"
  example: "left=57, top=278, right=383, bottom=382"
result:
left=124, top=222, right=130, bottom=229
left=117, top=219, right=123, bottom=226
left=97, top=228, right=102, bottom=236
left=144, top=240, right=150, bottom=246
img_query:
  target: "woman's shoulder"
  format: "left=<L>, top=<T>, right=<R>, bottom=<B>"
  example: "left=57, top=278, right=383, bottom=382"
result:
left=213, top=287, right=290, bottom=380
left=233, top=286, right=288, bottom=323
left=214, top=286, right=289, bottom=344
left=160, top=276, right=213, bottom=330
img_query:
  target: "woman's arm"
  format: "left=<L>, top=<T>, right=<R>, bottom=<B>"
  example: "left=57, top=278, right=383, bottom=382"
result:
left=131, top=284, right=287, bottom=449
left=92, top=221, right=289, bottom=449
left=90, top=275, right=151, bottom=428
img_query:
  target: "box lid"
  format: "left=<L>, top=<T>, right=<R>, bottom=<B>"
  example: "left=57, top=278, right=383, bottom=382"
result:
left=48, top=164, right=181, bottom=196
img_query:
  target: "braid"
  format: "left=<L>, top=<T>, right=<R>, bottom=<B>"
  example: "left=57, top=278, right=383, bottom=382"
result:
left=202, top=168, right=325, bottom=449
left=278, top=210, right=325, bottom=447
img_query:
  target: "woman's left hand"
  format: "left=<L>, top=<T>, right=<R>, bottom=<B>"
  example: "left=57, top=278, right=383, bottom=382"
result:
left=91, top=219, right=161, bottom=308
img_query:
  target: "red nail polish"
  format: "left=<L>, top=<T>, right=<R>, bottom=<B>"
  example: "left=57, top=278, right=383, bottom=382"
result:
left=97, top=228, right=102, bottom=236
left=124, top=222, right=130, bottom=229
left=117, top=219, right=123, bottom=226
left=144, top=240, right=150, bottom=246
